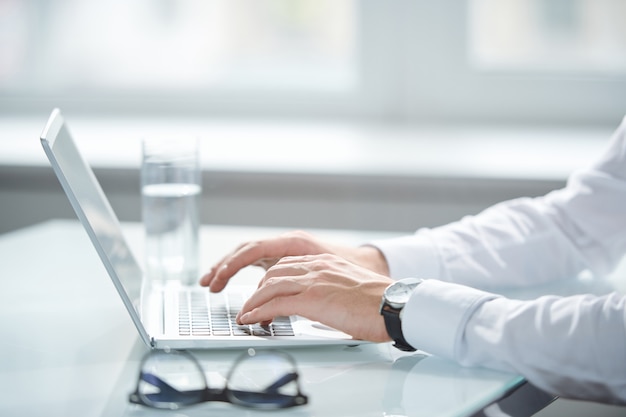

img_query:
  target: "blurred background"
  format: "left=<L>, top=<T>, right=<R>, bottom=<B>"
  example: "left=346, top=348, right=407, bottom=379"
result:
left=1, top=1, right=626, bottom=415
left=1, top=0, right=625, bottom=123
left=3, top=0, right=626, bottom=237
left=0, top=0, right=625, bottom=228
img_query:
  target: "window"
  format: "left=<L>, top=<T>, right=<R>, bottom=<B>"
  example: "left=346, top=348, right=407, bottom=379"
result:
left=1, top=0, right=624, bottom=125
left=0, top=0, right=359, bottom=116
left=469, top=0, right=626, bottom=73
left=401, top=1, right=626, bottom=125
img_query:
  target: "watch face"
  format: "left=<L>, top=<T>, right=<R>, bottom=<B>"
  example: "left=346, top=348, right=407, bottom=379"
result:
left=385, top=278, right=422, bottom=307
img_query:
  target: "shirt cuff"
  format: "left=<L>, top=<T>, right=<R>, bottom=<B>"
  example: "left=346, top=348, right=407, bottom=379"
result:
left=369, top=230, right=441, bottom=280
left=402, top=279, right=498, bottom=360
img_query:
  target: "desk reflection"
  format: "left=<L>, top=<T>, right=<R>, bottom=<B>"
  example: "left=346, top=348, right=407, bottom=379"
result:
left=119, top=344, right=523, bottom=417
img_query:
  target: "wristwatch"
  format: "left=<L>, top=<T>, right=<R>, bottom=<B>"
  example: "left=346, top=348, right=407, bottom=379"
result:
left=379, top=278, right=423, bottom=352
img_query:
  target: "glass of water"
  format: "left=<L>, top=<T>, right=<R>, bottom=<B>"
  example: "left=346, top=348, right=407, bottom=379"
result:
left=141, top=136, right=201, bottom=287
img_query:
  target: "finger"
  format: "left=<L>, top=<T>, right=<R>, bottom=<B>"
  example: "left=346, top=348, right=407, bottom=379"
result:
left=255, top=256, right=317, bottom=289
left=204, top=242, right=271, bottom=291
left=208, top=237, right=304, bottom=292
left=199, top=241, right=248, bottom=287
left=236, top=278, right=304, bottom=323
left=238, top=293, right=303, bottom=326
left=199, top=265, right=218, bottom=287
left=251, top=258, right=277, bottom=270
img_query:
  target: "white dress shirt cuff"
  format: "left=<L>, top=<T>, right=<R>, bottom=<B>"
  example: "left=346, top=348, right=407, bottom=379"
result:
left=402, top=279, right=499, bottom=360
left=369, top=231, right=441, bottom=280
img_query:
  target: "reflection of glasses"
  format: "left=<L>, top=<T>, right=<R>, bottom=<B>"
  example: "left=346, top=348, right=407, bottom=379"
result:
left=129, top=348, right=308, bottom=410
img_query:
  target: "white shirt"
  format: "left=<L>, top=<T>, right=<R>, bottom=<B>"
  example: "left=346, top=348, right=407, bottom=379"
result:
left=371, top=116, right=626, bottom=404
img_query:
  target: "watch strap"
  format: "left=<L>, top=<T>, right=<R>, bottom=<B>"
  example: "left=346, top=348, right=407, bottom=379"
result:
left=381, top=307, right=416, bottom=352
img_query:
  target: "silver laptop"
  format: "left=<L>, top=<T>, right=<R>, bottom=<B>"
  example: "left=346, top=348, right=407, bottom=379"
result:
left=40, top=108, right=359, bottom=350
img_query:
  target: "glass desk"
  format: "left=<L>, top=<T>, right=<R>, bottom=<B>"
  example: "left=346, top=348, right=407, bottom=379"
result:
left=0, top=220, right=554, bottom=417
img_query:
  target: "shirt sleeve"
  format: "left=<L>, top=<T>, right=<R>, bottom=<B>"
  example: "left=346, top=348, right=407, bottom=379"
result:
left=403, top=280, right=626, bottom=403
left=371, top=115, right=626, bottom=290
left=371, top=115, right=626, bottom=404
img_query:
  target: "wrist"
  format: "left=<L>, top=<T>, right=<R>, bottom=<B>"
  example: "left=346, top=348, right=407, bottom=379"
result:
left=357, top=245, right=390, bottom=276
left=380, top=278, right=422, bottom=352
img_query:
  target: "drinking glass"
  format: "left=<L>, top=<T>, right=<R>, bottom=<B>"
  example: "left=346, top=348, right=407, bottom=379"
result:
left=141, top=136, right=201, bottom=287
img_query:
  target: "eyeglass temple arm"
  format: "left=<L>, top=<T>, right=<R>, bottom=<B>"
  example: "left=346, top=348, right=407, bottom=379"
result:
left=262, top=372, right=299, bottom=393
left=141, top=372, right=183, bottom=396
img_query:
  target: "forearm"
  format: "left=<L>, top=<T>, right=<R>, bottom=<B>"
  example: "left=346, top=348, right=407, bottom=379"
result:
left=460, top=291, right=626, bottom=403
left=372, top=116, right=626, bottom=289
left=403, top=280, right=626, bottom=404
left=372, top=196, right=590, bottom=289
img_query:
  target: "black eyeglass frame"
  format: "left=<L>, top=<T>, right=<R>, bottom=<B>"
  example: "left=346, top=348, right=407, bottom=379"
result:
left=129, top=349, right=309, bottom=410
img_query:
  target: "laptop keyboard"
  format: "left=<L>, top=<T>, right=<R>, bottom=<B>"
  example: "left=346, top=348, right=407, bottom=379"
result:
left=178, top=290, right=294, bottom=337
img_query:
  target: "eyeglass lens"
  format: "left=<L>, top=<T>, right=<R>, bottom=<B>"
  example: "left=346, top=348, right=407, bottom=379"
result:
left=228, top=351, right=304, bottom=408
left=137, top=351, right=207, bottom=408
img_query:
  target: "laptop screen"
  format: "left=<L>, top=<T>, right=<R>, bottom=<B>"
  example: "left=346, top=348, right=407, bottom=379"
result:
left=40, top=109, right=147, bottom=340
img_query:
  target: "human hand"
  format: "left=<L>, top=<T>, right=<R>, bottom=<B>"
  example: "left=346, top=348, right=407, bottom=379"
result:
left=236, top=253, right=394, bottom=343
left=200, top=230, right=389, bottom=292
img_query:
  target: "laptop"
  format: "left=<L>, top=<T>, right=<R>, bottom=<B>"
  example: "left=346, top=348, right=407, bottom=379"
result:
left=40, top=108, right=360, bottom=350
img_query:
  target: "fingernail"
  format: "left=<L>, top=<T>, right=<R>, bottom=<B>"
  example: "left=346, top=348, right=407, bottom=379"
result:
left=239, top=312, right=250, bottom=323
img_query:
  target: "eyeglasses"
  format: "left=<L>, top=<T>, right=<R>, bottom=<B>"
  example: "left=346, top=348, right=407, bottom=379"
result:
left=129, top=348, right=308, bottom=410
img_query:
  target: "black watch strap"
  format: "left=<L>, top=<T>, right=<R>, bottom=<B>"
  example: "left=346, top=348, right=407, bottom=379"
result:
left=381, top=307, right=416, bottom=352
